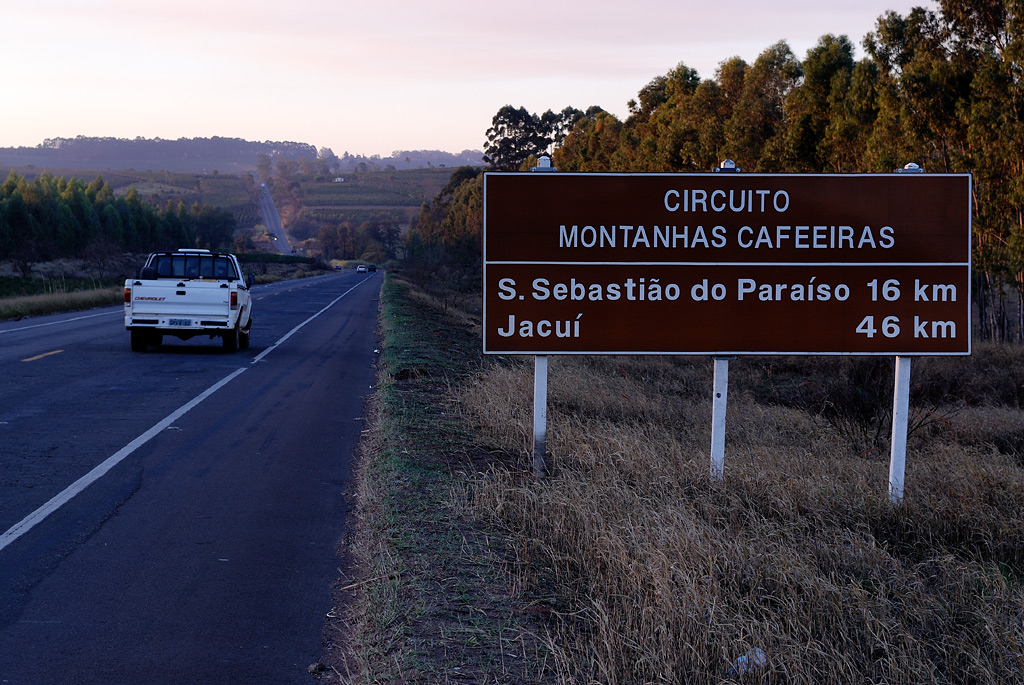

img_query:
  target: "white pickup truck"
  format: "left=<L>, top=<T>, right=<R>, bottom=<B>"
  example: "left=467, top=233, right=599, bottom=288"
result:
left=124, top=248, right=254, bottom=352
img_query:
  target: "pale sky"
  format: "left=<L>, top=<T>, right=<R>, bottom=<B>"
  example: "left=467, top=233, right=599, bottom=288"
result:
left=2, top=0, right=936, bottom=158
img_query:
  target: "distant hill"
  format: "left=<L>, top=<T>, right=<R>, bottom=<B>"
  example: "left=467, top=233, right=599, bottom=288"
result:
left=0, top=136, right=484, bottom=174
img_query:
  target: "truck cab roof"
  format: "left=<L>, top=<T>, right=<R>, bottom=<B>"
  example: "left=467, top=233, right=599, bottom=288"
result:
left=144, top=251, right=240, bottom=281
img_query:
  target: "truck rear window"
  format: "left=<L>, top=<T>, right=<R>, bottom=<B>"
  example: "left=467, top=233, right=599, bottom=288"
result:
left=153, top=254, right=238, bottom=280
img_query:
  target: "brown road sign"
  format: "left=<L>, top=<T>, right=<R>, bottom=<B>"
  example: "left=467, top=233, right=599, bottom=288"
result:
left=483, top=172, right=971, bottom=355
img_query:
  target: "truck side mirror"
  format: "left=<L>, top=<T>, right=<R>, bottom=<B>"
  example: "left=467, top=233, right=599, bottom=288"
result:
left=246, top=273, right=255, bottom=288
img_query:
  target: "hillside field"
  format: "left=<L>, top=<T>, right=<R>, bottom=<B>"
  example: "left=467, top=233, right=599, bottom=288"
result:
left=0, top=164, right=458, bottom=234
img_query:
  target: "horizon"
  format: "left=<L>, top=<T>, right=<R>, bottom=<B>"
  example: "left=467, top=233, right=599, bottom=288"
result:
left=3, top=0, right=936, bottom=158
left=0, top=136, right=483, bottom=159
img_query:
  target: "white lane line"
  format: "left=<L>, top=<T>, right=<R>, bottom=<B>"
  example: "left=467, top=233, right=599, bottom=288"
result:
left=0, top=367, right=246, bottom=553
left=0, top=277, right=369, bottom=553
left=251, top=280, right=366, bottom=364
left=0, top=310, right=120, bottom=335
left=22, top=350, right=64, bottom=363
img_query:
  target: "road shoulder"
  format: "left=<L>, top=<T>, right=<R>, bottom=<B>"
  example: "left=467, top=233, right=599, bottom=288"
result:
left=316, top=275, right=549, bottom=683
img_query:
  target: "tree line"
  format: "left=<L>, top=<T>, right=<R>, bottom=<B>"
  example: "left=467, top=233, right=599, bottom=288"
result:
left=410, top=1, right=1024, bottom=342
left=1, top=134, right=483, bottom=177
left=0, top=136, right=321, bottom=174
left=0, top=171, right=236, bottom=276
left=316, top=221, right=401, bottom=264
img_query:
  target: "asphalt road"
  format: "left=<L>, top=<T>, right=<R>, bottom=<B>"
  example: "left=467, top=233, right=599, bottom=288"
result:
left=0, top=270, right=381, bottom=684
left=258, top=186, right=292, bottom=254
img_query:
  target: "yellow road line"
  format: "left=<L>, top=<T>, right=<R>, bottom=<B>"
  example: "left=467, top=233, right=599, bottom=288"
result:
left=22, top=350, right=64, bottom=362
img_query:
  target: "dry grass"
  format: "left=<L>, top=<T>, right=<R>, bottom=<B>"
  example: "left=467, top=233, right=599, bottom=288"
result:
left=458, top=350, right=1024, bottom=683
left=0, top=287, right=123, bottom=319
left=321, top=276, right=552, bottom=683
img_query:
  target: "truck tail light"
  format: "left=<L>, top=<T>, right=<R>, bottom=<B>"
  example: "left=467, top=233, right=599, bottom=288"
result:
left=230, top=291, right=238, bottom=310
left=124, top=287, right=131, bottom=304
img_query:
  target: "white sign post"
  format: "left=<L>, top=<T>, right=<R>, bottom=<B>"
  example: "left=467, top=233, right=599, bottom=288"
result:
left=710, top=356, right=731, bottom=480
left=531, top=156, right=556, bottom=477
left=533, top=355, right=548, bottom=477
left=888, top=355, right=912, bottom=502
left=709, top=161, right=739, bottom=481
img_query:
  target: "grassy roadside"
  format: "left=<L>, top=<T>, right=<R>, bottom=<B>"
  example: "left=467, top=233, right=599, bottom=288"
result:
left=320, top=274, right=550, bottom=683
left=0, top=287, right=123, bottom=320
left=324, top=272, right=1024, bottom=683
left=460, top=353, right=1024, bottom=683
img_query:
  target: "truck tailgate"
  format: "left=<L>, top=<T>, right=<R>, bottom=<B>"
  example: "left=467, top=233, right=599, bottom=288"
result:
left=129, top=281, right=232, bottom=321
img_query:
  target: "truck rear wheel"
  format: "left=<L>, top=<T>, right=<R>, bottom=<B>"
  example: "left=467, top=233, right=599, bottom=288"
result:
left=130, top=329, right=148, bottom=352
left=223, top=324, right=240, bottom=352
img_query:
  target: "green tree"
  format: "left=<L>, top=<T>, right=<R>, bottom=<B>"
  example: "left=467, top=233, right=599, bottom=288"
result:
left=190, top=203, right=237, bottom=249
left=100, top=203, right=124, bottom=248
left=541, top=106, right=589, bottom=150
left=483, top=105, right=550, bottom=170
left=945, top=0, right=1024, bottom=339
left=611, top=63, right=703, bottom=171
left=553, top=110, right=622, bottom=171
left=3, top=186, right=39, bottom=276
left=822, top=58, right=881, bottom=171
left=61, top=177, right=100, bottom=254
left=256, top=153, right=273, bottom=182
left=723, top=41, right=803, bottom=170
left=863, top=8, right=965, bottom=170
left=781, top=35, right=856, bottom=171
left=317, top=222, right=357, bottom=260
left=406, top=167, right=483, bottom=290
left=941, top=0, right=1010, bottom=59
left=161, top=200, right=194, bottom=248
left=275, top=157, right=298, bottom=179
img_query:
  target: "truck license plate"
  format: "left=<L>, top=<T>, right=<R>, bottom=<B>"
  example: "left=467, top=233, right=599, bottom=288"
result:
left=169, top=318, right=192, bottom=327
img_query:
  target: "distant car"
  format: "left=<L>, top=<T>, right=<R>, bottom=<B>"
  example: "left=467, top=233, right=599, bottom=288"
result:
left=333, top=265, right=341, bottom=270
left=356, top=264, right=367, bottom=273
left=368, top=264, right=377, bottom=272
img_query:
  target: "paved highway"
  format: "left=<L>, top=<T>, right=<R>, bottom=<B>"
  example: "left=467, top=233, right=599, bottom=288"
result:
left=258, top=186, right=292, bottom=254
left=0, top=270, right=380, bottom=683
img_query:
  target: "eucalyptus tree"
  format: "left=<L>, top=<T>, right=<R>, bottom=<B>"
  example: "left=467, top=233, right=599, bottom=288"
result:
left=612, top=63, right=702, bottom=171
left=541, top=106, right=589, bottom=150
left=1, top=177, right=38, bottom=276
left=483, top=105, right=550, bottom=170
left=864, top=7, right=969, bottom=172
left=723, top=41, right=803, bottom=170
left=552, top=109, right=622, bottom=171
left=781, top=34, right=856, bottom=171
left=613, top=71, right=673, bottom=170
left=822, top=58, right=881, bottom=172
left=941, top=0, right=1024, bottom=339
